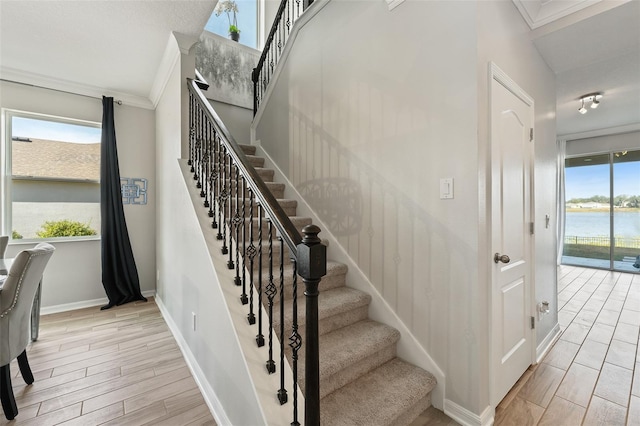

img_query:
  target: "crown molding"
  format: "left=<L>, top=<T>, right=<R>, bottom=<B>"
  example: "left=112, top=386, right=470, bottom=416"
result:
left=149, top=32, right=199, bottom=109
left=149, top=35, right=181, bottom=109
left=512, top=0, right=602, bottom=29
left=0, top=66, right=154, bottom=110
left=172, top=31, right=200, bottom=55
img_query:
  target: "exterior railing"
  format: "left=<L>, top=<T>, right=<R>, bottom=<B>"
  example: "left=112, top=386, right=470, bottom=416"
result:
left=252, top=0, right=313, bottom=116
left=187, top=77, right=325, bottom=425
left=564, top=235, right=640, bottom=249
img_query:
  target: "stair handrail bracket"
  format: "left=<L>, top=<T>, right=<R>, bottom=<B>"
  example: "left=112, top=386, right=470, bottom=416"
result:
left=187, top=77, right=326, bottom=426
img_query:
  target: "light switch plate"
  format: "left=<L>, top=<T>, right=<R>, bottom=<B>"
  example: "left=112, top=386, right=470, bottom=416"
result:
left=440, top=178, right=453, bottom=199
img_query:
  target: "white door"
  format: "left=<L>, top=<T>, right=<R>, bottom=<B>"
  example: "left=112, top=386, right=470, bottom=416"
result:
left=490, top=64, right=535, bottom=406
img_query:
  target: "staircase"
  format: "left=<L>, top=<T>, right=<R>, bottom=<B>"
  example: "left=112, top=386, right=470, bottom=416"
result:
left=236, top=143, right=437, bottom=425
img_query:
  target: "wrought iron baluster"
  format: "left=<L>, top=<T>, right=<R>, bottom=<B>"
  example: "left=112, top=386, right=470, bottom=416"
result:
left=256, top=204, right=264, bottom=346
left=232, top=165, right=241, bottom=277
left=203, top=120, right=209, bottom=204
left=210, top=129, right=218, bottom=224
left=240, top=176, right=248, bottom=299
left=265, top=219, right=276, bottom=373
left=287, top=0, right=291, bottom=35
left=221, top=147, right=229, bottom=254
left=193, top=108, right=200, bottom=182
left=290, top=260, right=301, bottom=425
left=215, top=136, right=223, bottom=234
left=188, top=92, right=194, bottom=169
left=277, top=236, right=288, bottom=405
left=247, top=190, right=256, bottom=323
left=227, top=156, right=235, bottom=265
left=204, top=122, right=211, bottom=209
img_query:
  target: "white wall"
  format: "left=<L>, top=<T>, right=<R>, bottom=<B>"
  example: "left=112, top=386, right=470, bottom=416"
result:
left=210, top=100, right=254, bottom=144
left=154, top=36, right=264, bottom=425
left=1, top=81, right=156, bottom=309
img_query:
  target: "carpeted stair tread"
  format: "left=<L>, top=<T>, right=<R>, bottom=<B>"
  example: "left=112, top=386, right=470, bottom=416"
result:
left=270, top=261, right=348, bottom=303
left=274, top=287, right=371, bottom=337
left=238, top=144, right=256, bottom=155
left=229, top=198, right=297, bottom=216
left=297, top=320, right=400, bottom=398
left=229, top=215, right=312, bottom=236
left=224, top=166, right=274, bottom=182
left=222, top=178, right=283, bottom=197
left=245, top=154, right=265, bottom=168
left=320, top=358, right=437, bottom=426
left=317, top=320, right=399, bottom=378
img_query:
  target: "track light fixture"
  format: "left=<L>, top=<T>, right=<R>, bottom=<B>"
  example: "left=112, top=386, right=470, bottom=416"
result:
left=578, top=92, right=603, bottom=114
left=578, top=99, right=587, bottom=114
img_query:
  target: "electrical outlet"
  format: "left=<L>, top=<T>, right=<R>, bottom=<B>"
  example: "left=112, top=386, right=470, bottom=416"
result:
left=192, top=312, right=197, bottom=331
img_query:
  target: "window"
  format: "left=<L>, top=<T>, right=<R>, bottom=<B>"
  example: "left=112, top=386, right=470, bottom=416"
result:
left=563, top=150, right=640, bottom=272
left=2, top=111, right=101, bottom=240
left=205, top=0, right=258, bottom=49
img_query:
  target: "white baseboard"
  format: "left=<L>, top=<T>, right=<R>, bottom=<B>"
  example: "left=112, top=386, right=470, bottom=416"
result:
left=444, top=400, right=494, bottom=426
left=537, top=323, right=562, bottom=363
left=155, top=296, right=231, bottom=426
left=40, top=289, right=156, bottom=315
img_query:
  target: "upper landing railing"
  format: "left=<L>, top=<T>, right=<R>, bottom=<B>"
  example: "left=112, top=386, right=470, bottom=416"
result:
left=252, top=0, right=314, bottom=116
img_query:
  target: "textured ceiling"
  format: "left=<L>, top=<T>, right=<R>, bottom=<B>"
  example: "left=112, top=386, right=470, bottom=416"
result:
left=0, top=0, right=214, bottom=105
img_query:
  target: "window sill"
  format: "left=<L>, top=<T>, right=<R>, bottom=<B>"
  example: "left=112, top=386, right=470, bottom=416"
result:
left=8, top=236, right=101, bottom=245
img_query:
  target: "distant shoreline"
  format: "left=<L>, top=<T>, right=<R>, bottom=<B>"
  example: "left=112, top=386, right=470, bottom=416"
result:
left=566, top=207, right=640, bottom=213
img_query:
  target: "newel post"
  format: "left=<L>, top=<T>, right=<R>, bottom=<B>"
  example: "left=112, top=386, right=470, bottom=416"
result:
left=296, top=225, right=326, bottom=426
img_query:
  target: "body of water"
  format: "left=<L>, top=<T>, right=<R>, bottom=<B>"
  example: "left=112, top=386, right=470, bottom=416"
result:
left=565, top=211, right=640, bottom=238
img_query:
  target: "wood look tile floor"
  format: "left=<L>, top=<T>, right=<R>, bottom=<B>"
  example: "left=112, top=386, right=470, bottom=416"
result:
left=4, top=265, right=637, bottom=425
left=496, top=265, right=640, bottom=426
left=1, top=298, right=216, bottom=426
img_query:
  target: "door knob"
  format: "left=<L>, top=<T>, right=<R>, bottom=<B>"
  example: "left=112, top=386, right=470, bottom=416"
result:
left=494, top=253, right=510, bottom=264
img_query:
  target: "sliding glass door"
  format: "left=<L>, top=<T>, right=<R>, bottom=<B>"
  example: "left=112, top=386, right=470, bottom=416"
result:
left=613, top=149, right=640, bottom=272
left=563, top=150, right=640, bottom=273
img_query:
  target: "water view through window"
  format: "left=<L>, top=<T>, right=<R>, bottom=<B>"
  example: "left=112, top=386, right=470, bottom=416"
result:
left=563, top=150, right=640, bottom=273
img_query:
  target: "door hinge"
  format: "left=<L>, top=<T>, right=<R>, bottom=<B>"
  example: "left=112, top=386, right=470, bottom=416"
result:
left=530, top=316, right=535, bottom=329
left=529, top=128, right=534, bottom=142
left=529, top=222, right=534, bottom=235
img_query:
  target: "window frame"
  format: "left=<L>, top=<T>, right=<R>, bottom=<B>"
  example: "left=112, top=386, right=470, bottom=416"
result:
left=1, top=108, right=102, bottom=242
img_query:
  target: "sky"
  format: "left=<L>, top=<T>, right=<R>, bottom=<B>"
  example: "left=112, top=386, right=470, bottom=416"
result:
left=204, top=0, right=257, bottom=49
left=566, top=161, right=640, bottom=199
left=12, top=116, right=101, bottom=144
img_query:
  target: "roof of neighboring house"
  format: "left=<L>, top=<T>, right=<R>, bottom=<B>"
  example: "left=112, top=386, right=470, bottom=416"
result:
left=12, top=138, right=100, bottom=181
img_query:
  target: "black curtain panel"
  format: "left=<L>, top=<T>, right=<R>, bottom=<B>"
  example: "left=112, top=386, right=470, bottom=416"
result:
left=100, top=96, right=146, bottom=310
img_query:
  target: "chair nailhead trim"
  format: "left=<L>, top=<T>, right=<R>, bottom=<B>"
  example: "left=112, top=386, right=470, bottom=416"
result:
left=0, top=252, right=48, bottom=318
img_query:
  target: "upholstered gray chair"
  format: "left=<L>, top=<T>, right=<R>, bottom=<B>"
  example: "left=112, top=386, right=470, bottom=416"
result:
left=0, top=242, right=54, bottom=420
left=0, top=236, right=8, bottom=259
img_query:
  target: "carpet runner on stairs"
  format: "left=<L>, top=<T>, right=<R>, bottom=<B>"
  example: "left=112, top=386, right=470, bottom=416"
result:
left=234, top=143, right=437, bottom=425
